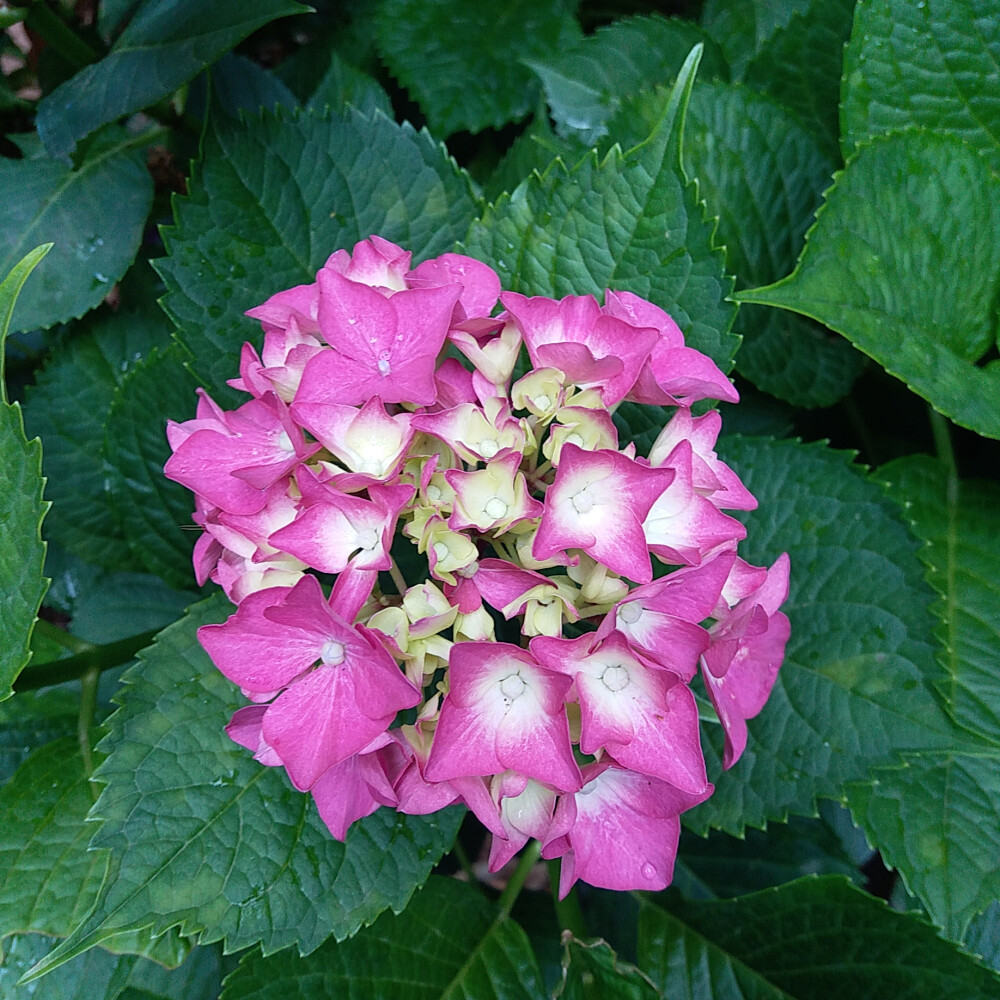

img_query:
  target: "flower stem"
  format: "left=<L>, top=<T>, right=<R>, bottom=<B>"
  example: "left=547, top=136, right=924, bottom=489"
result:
left=33, top=618, right=92, bottom=655
left=388, top=558, right=409, bottom=596
left=929, top=405, right=959, bottom=503
left=14, top=628, right=160, bottom=692
left=77, top=665, right=100, bottom=796
left=546, top=858, right=587, bottom=937
left=496, top=839, right=542, bottom=919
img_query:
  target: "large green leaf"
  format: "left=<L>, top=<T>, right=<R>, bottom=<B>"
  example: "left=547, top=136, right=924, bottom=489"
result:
left=156, top=107, right=481, bottom=404
left=0, top=688, right=78, bottom=785
left=23, top=307, right=171, bottom=571
left=637, top=878, right=1000, bottom=999
left=0, top=933, right=222, bottom=1000
left=842, top=0, right=1000, bottom=171
left=0, top=130, right=154, bottom=333
left=848, top=750, right=1000, bottom=939
left=686, top=436, right=955, bottom=836
left=0, top=738, right=105, bottom=942
left=525, top=14, right=727, bottom=145
left=0, top=246, right=51, bottom=701
left=24, top=595, right=463, bottom=981
left=683, top=80, right=861, bottom=407
left=220, top=875, right=546, bottom=1000
left=840, top=455, right=1000, bottom=937
left=375, top=0, right=580, bottom=136
left=737, top=130, right=1000, bottom=439
left=104, top=346, right=202, bottom=591
left=464, top=48, right=740, bottom=375
left=882, top=456, right=1000, bottom=745
left=35, top=0, right=308, bottom=158
left=742, top=0, right=855, bottom=157
left=699, top=0, right=815, bottom=79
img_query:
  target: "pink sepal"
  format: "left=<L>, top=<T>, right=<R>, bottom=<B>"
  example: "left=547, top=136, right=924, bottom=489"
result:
left=226, top=705, right=282, bottom=767
left=488, top=772, right=559, bottom=872
left=542, top=760, right=713, bottom=897
left=408, top=253, right=501, bottom=321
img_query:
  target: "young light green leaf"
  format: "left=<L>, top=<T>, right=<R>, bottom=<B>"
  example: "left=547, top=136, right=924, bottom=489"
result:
left=637, top=877, right=1000, bottom=999
left=156, top=107, right=481, bottom=403
left=525, top=14, right=727, bottom=145
left=464, top=47, right=740, bottom=374
left=23, top=596, right=463, bottom=981
left=0, top=246, right=51, bottom=701
left=0, top=129, right=153, bottom=333
left=686, top=436, right=956, bottom=836
left=375, top=0, right=581, bottom=136
left=220, top=876, right=546, bottom=1000
left=35, top=0, right=308, bottom=158
left=842, top=0, right=1000, bottom=171
left=103, top=345, right=202, bottom=591
left=737, top=131, right=1000, bottom=439
left=23, top=307, right=170, bottom=571
left=881, top=456, right=1000, bottom=745
left=683, top=80, right=860, bottom=407
left=554, top=937, right=659, bottom=1000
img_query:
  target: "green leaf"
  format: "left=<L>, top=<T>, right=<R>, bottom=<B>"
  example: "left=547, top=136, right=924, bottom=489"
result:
left=737, top=130, right=1000, bottom=439
left=156, top=108, right=481, bottom=403
left=24, top=595, right=463, bottom=981
left=0, top=129, right=154, bottom=333
left=676, top=812, right=861, bottom=900
left=104, top=346, right=202, bottom=591
left=525, top=14, right=727, bottom=145
left=555, top=938, right=659, bottom=1000
left=0, top=735, right=189, bottom=969
left=842, top=0, right=1000, bottom=171
left=464, top=48, right=740, bottom=375
left=742, top=0, right=855, bottom=157
left=686, top=436, right=955, bottom=836
left=967, top=903, right=1000, bottom=974
left=220, top=875, right=546, bottom=1000
left=881, top=456, right=1000, bottom=745
left=0, top=688, right=79, bottom=785
left=304, top=51, right=392, bottom=117
left=699, top=0, right=815, bottom=79
left=848, top=750, right=1000, bottom=938
left=0, top=246, right=51, bottom=701
left=35, top=0, right=308, bottom=158
left=637, top=877, right=1000, bottom=999
left=375, top=0, right=581, bottom=136
left=207, top=54, right=298, bottom=119
left=0, top=738, right=106, bottom=941
left=23, top=306, right=171, bottom=571
left=683, top=80, right=861, bottom=407
left=0, top=934, right=222, bottom=1000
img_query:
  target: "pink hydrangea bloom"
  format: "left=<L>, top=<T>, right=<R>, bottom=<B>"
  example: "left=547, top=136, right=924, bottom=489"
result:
left=165, top=234, right=790, bottom=896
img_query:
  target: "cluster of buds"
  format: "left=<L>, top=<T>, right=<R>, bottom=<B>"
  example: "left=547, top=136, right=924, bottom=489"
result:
left=164, top=236, right=790, bottom=896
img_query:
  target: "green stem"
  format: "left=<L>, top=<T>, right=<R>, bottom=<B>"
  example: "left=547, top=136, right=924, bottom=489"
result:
left=496, top=839, right=542, bottom=920
left=33, top=618, right=92, bottom=655
left=451, top=837, right=478, bottom=885
left=24, top=1, right=101, bottom=71
left=14, top=628, right=159, bottom=692
left=929, top=406, right=960, bottom=504
left=77, top=665, right=100, bottom=794
left=389, top=558, right=409, bottom=596
left=547, top=858, right=587, bottom=937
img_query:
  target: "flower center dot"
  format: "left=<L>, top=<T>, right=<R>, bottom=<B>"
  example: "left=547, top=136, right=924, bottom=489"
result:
left=571, top=488, right=594, bottom=514
left=276, top=431, right=295, bottom=453
left=426, top=484, right=442, bottom=502
left=484, top=496, right=509, bottom=520
left=320, top=640, right=346, bottom=665
left=432, top=541, right=451, bottom=562
left=618, top=602, right=643, bottom=625
left=601, top=664, right=630, bottom=692
left=499, top=673, right=526, bottom=700
left=377, top=358, right=391, bottom=375
left=533, top=394, right=551, bottom=411
left=565, top=432, right=585, bottom=448
left=478, top=439, right=499, bottom=459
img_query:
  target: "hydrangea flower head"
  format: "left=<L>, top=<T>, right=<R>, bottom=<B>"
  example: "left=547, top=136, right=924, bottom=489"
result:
left=165, top=235, right=790, bottom=895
